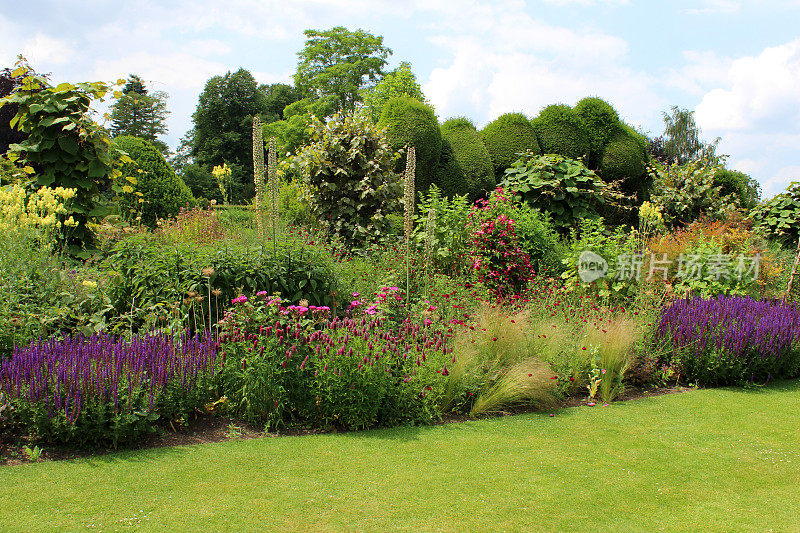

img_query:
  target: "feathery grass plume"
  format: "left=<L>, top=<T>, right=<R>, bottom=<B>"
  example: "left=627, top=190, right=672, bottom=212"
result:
left=424, top=206, right=437, bottom=296
left=583, top=317, right=639, bottom=402
left=443, top=303, right=559, bottom=415
left=252, top=116, right=266, bottom=237
left=267, top=137, right=279, bottom=244
left=403, top=145, right=416, bottom=240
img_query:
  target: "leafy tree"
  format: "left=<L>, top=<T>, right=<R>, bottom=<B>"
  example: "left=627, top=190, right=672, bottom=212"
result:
left=658, top=105, right=719, bottom=166
left=294, top=26, right=392, bottom=113
left=2, top=57, right=130, bottom=253
left=360, top=61, right=426, bottom=122
left=750, top=181, right=800, bottom=247
left=261, top=82, right=302, bottom=123
left=109, top=74, right=169, bottom=155
left=191, top=68, right=269, bottom=203
left=291, top=112, right=401, bottom=248
left=263, top=96, right=337, bottom=157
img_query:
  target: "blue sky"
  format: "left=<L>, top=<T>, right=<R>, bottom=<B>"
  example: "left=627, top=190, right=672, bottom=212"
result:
left=2, top=0, right=800, bottom=197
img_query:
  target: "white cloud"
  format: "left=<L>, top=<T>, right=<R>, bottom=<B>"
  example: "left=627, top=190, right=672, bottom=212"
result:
left=92, top=52, right=227, bottom=90
left=183, top=40, right=233, bottom=58
left=665, top=50, right=733, bottom=96
left=422, top=6, right=659, bottom=127
left=695, top=38, right=800, bottom=133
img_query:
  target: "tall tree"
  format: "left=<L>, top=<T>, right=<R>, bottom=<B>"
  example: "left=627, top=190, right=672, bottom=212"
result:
left=109, top=74, right=170, bottom=155
left=360, top=61, right=426, bottom=122
left=294, top=26, right=392, bottom=113
left=0, top=66, right=33, bottom=156
left=191, top=68, right=268, bottom=203
left=660, top=105, right=718, bottom=165
left=261, top=82, right=302, bottom=123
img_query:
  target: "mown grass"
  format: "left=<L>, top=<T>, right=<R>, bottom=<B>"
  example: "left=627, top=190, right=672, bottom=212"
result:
left=2, top=381, right=799, bottom=532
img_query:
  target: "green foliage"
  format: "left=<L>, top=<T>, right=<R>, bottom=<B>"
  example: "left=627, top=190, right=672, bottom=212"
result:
left=479, top=112, right=540, bottom=178
left=438, top=118, right=494, bottom=198
left=2, top=58, right=124, bottom=253
left=560, top=218, right=642, bottom=301
left=412, top=185, right=472, bottom=275
left=501, top=152, right=612, bottom=234
left=360, top=61, right=426, bottom=122
left=600, top=125, right=650, bottom=201
left=377, top=96, right=441, bottom=191
left=262, top=96, right=337, bottom=157
left=103, top=235, right=341, bottom=334
left=114, top=136, right=195, bottom=225
left=278, top=179, right=313, bottom=227
left=291, top=113, right=401, bottom=249
left=294, top=26, right=392, bottom=113
left=715, top=168, right=761, bottom=210
left=0, top=230, right=112, bottom=356
left=191, top=68, right=268, bottom=203
left=261, top=82, right=302, bottom=123
left=649, top=159, right=740, bottom=229
left=750, top=181, right=800, bottom=247
left=181, top=162, right=222, bottom=203
left=531, top=104, right=591, bottom=161
left=659, top=105, right=719, bottom=165
left=574, top=96, right=620, bottom=168
left=109, top=74, right=169, bottom=155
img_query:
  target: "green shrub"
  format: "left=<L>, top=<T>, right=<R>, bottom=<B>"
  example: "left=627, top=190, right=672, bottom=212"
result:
left=600, top=125, right=650, bottom=202
left=750, top=181, right=800, bottom=247
left=278, top=179, right=313, bottom=227
left=531, top=104, right=591, bottom=161
left=103, top=234, right=341, bottom=334
left=377, top=97, right=442, bottom=191
left=574, top=96, right=621, bottom=168
left=115, top=136, right=196, bottom=225
left=714, top=169, right=760, bottom=210
left=293, top=112, right=402, bottom=249
left=501, top=152, right=612, bottom=234
left=649, top=159, right=740, bottom=229
left=479, top=112, right=540, bottom=178
left=438, top=118, right=494, bottom=198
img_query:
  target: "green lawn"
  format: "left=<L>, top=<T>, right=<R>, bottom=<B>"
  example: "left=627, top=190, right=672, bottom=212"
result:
left=2, top=382, right=799, bottom=532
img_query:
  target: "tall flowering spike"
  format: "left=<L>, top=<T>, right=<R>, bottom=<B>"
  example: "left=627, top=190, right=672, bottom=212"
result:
left=403, top=145, right=416, bottom=241
left=268, top=137, right=279, bottom=239
left=252, top=116, right=266, bottom=237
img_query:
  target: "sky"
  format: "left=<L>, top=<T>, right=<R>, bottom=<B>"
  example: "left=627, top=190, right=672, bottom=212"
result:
left=2, top=0, right=800, bottom=198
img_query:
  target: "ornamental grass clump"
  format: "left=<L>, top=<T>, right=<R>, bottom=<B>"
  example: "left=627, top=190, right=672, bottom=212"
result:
left=655, top=295, right=800, bottom=385
left=443, top=304, right=558, bottom=416
left=0, top=330, right=218, bottom=446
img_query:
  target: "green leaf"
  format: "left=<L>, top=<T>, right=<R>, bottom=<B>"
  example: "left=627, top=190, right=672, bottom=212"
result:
left=58, top=135, right=79, bottom=155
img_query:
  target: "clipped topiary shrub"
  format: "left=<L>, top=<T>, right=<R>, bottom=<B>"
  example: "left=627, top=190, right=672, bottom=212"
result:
left=438, top=117, right=494, bottom=198
left=531, top=104, right=591, bottom=162
left=574, top=96, right=621, bottom=168
left=115, top=136, right=195, bottom=225
left=714, top=168, right=760, bottom=210
left=600, top=125, right=650, bottom=201
left=377, top=96, right=441, bottom=191
left=480, top=112, right=540, bottom=178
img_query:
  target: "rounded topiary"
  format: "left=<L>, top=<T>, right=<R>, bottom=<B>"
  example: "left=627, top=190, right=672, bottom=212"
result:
left=531, top=104, right=591, bottom=162
left=115, top=135, right=196, bottom=225
left=438, top=117, right=494, bottom=198
left=599, top=125, right=650, bottom=201
left=574, top=96, right=621, bottom=169
left=377, top=97, right=441, bottom=191
left=479, top=112, right=540, bottom=178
